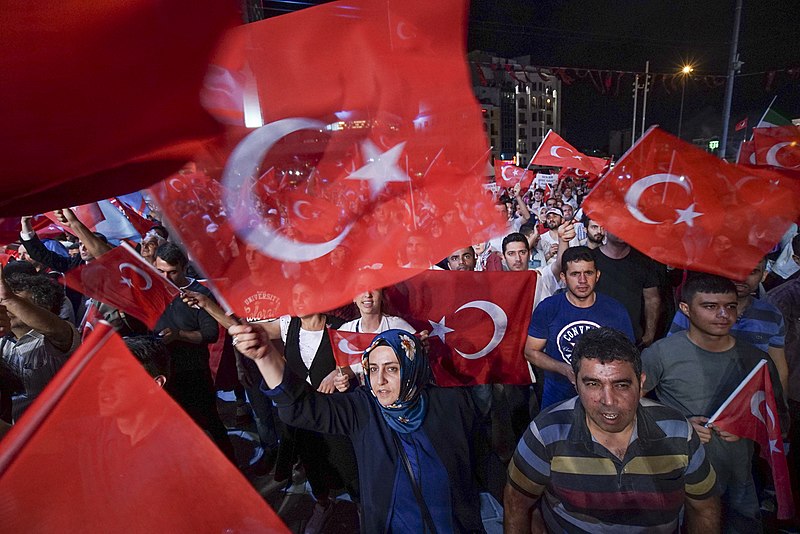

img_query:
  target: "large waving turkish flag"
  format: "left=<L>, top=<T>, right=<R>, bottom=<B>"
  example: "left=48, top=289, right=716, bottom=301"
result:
left=495, top=160, right=534, bottom=190
left=0, top=322, right=289, bottom=532
left=64, top=243, right=180, bottom=329
left=707, top=359, right=793, bottom=519
left=753, top=125, right=800, bottom=170
left=529, top=130, right=605, bottom=174
left=0, top=0, right=236, bottom=216
left=582, top=127, right=800, bottom=280
left=149, top=0, right=504, bottom=319
left=385, top=271, right=537, bottom=386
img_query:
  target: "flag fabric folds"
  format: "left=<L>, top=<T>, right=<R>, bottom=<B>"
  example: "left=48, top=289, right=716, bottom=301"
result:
left=529, top=130, right=605, bottom=175
left=0, top=0, right=236, bottom=216
left=706, top=360, right=794, bottom=520
left=329, top=329, right=373, bottom=368
left=64, top=243, right=180, bottom=329
left=582, top=127, right=800, bottom=280
left=0, top=322, right=289, bottom=533
left=150, top=0, right=504, bottom=319
left=495, top=160, right=534, bottom=190
left=752, top=125, right=800, bottom=170
left=384, top=271, right=537, bottom=387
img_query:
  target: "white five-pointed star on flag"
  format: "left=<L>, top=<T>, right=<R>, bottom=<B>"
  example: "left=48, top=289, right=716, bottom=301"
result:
left=347, top=140, right=410, bottom=199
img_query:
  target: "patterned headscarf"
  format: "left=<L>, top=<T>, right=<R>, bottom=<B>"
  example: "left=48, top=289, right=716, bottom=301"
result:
left=363, top=329, right=431, bottom=433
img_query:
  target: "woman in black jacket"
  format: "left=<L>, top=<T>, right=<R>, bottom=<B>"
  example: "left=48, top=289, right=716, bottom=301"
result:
left=231, top=325, right=485, bottom=534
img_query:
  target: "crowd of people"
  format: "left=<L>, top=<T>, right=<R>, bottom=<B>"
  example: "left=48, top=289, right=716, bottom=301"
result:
left=0, top=174, right=798, bottom=533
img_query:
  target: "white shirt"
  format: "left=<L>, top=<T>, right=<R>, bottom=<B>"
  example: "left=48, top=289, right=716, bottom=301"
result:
left=278, top=315, right=324, bottom=384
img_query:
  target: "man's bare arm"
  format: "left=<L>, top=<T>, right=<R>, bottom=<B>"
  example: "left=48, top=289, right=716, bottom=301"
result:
left=504, top=484, right=545, bottom=534
left=54, top=208, right=112, bottom=258
left=641, top=286, right=661, bottom=347
left=684, top=495, right=720, bottom=534
left=524, top=336, right=575, bottom=384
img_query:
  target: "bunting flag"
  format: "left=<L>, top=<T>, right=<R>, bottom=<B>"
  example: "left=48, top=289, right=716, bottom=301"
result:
left=582, top=127, right=800, bottom=280
left=0, top=322, right=289, bottom=533
left=384, top=270, right=537, bottom=386
left=0, top=0, right=236, bottom=217
left=706, top=360, right=794, bottom=520
left=528, top=130, right=605, bottom=175
left=150, top=0, right=504, bottom=319
left=329, top=329, right=373, bottom=368
left=64, top=243, right=180, bottom=329
left=494, top=160, right=534, bottom=189
left=752, top=125, right=800, bottom=170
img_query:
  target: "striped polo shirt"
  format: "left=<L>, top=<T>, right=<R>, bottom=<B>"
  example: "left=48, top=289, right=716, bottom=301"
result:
left=669, top=298, right=785, bottom=352
left=508, top=397, right=717, bottom=533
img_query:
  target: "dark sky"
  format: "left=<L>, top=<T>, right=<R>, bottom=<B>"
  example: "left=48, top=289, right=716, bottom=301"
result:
left=467, top=0, right=800, bottom=152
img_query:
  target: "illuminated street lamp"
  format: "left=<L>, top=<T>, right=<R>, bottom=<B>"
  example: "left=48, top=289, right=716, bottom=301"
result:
left=677, top=65, right=694, bottom=139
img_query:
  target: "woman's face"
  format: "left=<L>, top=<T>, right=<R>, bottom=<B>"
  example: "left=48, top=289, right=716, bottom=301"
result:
left=368, top=346, right=401, bottom=406
left=355, top=288, right=382, bottom=316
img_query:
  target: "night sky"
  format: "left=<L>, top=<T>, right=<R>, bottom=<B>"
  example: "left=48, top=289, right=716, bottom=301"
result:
left=467, top=0, right=800, bottom=153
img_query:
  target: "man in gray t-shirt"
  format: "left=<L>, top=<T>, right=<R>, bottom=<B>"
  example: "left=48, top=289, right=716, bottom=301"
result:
left=642, top=274, right=785, bottom=532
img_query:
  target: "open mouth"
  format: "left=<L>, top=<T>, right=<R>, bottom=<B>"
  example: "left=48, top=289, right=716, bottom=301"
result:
left=601, top=413, right=619, bottom=421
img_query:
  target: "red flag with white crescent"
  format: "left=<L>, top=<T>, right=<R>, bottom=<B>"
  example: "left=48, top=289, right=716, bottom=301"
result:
left=494, top=160, right=534, bottom=189
left=707, top=360, right=794, bottom=519
left=329, top=329, right=373, bottom=368
left=148, top=0, right=505, bottom=319
left=64, top=243, right=180, bottom=328
left=529, top=130, right=605, bottom=174
left=582, top=127, right=800, bottom=280
left=0, top=322, right=290, bottom=532
left=753, top=125, right=800, bottom=170
left=384, top=271, right=537, bottom=386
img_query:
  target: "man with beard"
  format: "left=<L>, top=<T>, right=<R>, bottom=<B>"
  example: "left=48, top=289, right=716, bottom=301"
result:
left=537, top=208, right=578, bottom=265
left=579, top=215, right=605, bottom=249
left=446, top=247, right=476, bottom=271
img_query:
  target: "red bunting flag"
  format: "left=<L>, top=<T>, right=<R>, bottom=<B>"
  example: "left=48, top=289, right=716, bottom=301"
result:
left=529, top=130, right=605, bottom=175
left=582, top=127, right=800, bottom=280
left=329, top=329, right=372, bottom=368
left=0, top=322, right=289, bottom=533
left=150, top=0, right=504, bottom=320
left=0, top=0, right=236, bottom=217
left=752, top=125, right=800, bottom=170
left=384, top=271, right=537, bottom=386
left=64, top=243, right=180, bottom=328
left=495, top=160, right=535, bottom=190
left=734, top=117, right=748, bottom=132
left=706, top=360, right=794, bottom=519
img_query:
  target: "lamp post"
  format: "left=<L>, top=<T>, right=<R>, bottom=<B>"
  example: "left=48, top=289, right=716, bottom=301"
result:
left=677, top=65, right=693, bottom=140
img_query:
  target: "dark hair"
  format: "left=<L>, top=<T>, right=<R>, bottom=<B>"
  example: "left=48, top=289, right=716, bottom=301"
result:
left=6, top=273, right=64, bottom=314
left=502, top=232, right=529, bottom=254
left=149, top=225, right=170, bottom=240
left=561, top=246, right=596, bottom=273
left=581, top=213, right=595, bottom=227
left=4, top=260, right=38, bottom=277
left=124, top=335, right=171, bottom=380
left=571, top=327, right=642, bottom=377
left=680, top=273, right=736, bottom=304
left=155, top=242, right=188, bottom=267
left=518, top=222, right=538, bottom=237
left=534, top=188, right=545, bottom=194
left=792, top=233, right=800, bottom=256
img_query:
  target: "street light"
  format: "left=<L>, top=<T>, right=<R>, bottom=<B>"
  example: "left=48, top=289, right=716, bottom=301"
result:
left=677, top=65, right=694, bottom=139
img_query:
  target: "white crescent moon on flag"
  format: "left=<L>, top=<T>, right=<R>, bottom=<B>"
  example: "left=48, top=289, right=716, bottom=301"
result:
left=750, top=391, right=776, bottom=429
left=501, top=165, right=517, bottom=181
left=337, top=338, right=363, bottom=355
left=623, top=173, right=692, bottom=225
left=221, top=117, right=354, bottom=263
left=168, top=178, right=187, bottom=193
left=550, top=145, right=573, bottom=159
left=119, top=263, right=153, bottom=290
left=396, top=21, right=414, bottom=40
left=766, top=142, right=800, bottom=169
left=453, top=300, right=507, bottom=360
left=293, top=200, right=313, bottom=220
left=735, top=176, right=765, bottom=205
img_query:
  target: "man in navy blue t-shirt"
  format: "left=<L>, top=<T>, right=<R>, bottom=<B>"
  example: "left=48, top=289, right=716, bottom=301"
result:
left=525, top=246, right=635, bottom=407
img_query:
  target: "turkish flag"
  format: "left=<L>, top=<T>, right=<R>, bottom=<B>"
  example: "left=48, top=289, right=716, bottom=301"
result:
left=529, top=130, right=605, bottom=175
left=329, top=329, right=372, bottom=368
left=753, top=125, right=800, bottom=170
left=707, top=360, right=794, bottom=519
left=0, top=215, right=64, bottom=248
left=79, top=301, right=103, bottom=341
left=495, top=160, right=534, bottom=189
left=148, top=0, right=504, bottom=319
left=64, top=243, right=180, bottom=329
left=109, top=197, right=152, bottom=239
left=737, top=139, right=757, bottom=166
left=0, top=322, right=289, bottom=532
left=46, top=200, right=145, bottom=243
left=734, top=117, right=748, bottom=132
left=384, top=271, right=537, bottom=386
left=582, top=127, right=800, bottom=280
left=0, top=0, right=236, bottom=217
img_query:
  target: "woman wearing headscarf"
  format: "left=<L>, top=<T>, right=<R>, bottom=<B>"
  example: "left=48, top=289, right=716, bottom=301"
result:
left=231, top=325, right=485, bottom=534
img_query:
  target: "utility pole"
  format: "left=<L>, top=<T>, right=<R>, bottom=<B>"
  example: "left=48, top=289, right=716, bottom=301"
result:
left=720, top=0, right=743, bottom=160
left=641, top=61, right=650, bottom=136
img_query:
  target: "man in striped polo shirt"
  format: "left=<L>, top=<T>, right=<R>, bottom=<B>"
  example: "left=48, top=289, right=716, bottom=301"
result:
left=505, top=327, right=720, bottom=533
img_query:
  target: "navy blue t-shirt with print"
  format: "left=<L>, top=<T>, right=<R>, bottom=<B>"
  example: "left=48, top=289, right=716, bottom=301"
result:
left=528, top=292, right=635, bottom=407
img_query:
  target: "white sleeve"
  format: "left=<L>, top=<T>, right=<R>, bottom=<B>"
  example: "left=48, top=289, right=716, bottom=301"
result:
left=386, top=316, right=416, bottom=334
left=279, top=315, right=291, bottom=343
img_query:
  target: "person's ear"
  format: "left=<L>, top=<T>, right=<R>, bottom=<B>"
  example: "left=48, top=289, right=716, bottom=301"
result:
left=678, top=301, right=689, bottom=317
left=154, top=375, right=166, bottom=388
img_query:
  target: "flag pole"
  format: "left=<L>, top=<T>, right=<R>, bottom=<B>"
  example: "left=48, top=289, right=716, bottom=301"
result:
left=753, top=95, right=778, bottom=135
left=706, top=359, right=767, bottom=426
left=526, top=129, right=551, bottom=170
